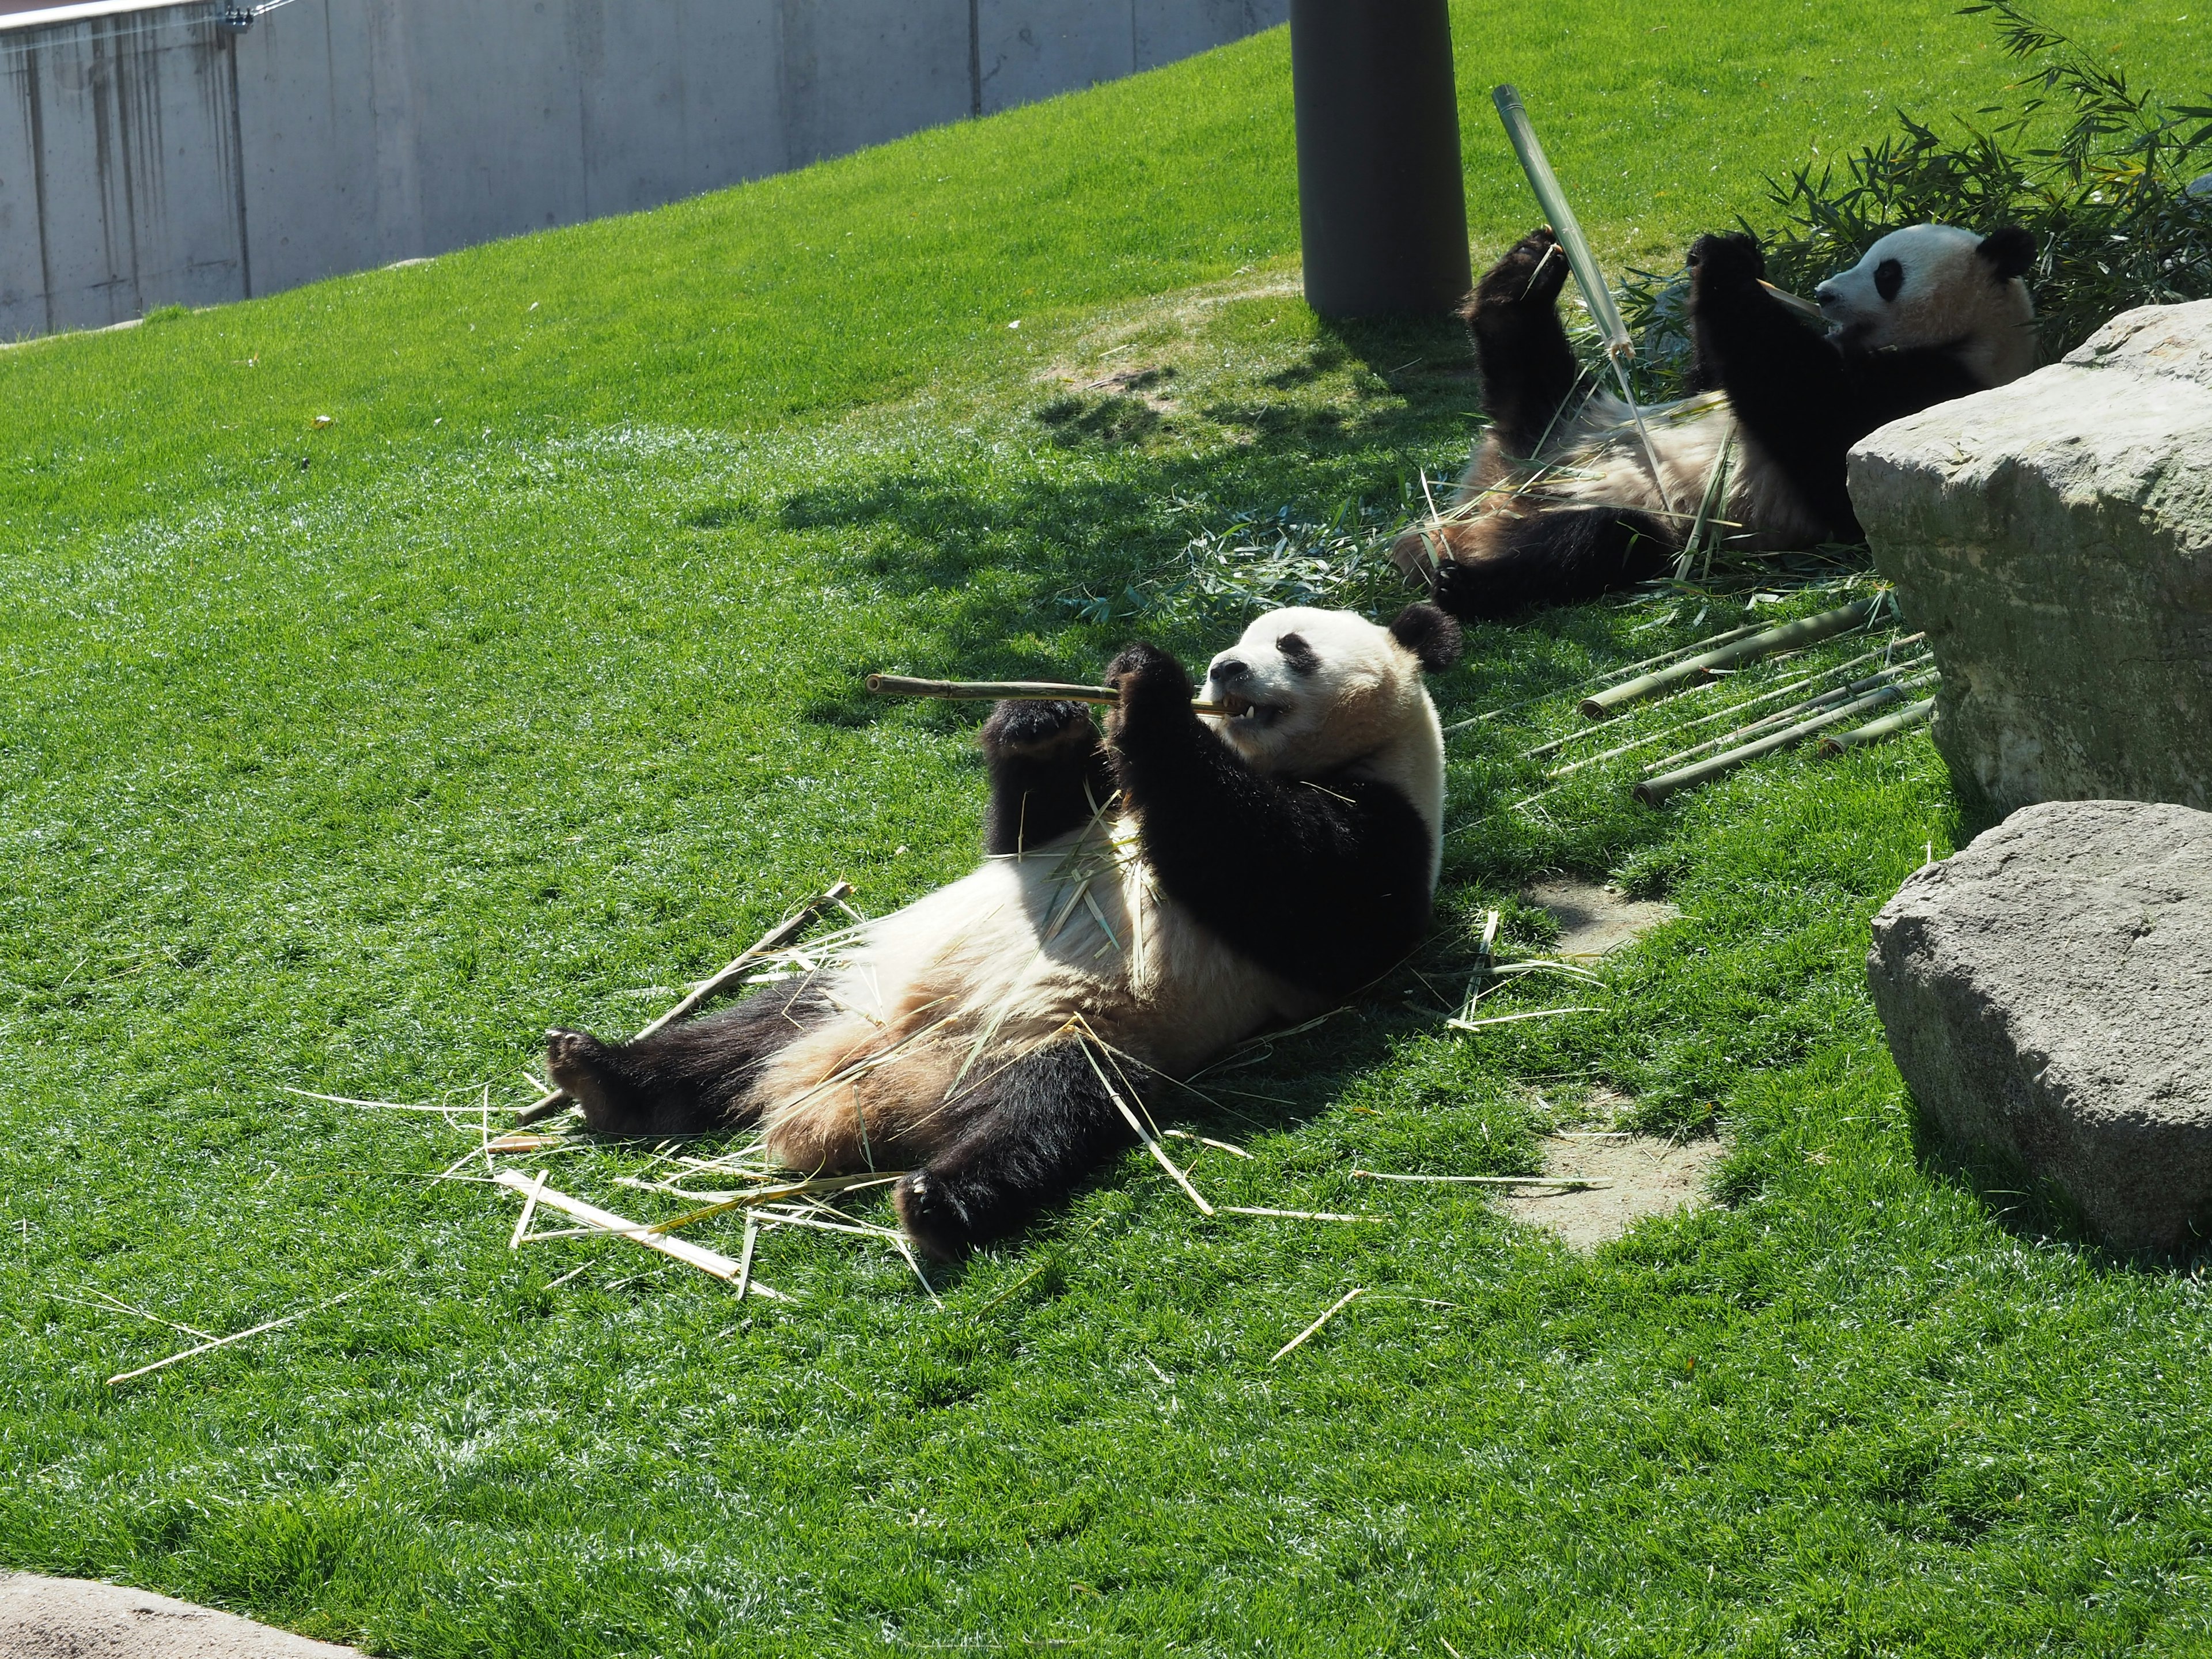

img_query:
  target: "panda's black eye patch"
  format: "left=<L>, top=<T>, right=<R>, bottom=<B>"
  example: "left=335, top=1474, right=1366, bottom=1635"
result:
left=1874, top=259, right=1904, bottom=302
left=1276, top=633, right=1319, bottom=675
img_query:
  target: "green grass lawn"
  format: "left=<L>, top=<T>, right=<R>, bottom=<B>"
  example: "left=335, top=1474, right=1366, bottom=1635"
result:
left=7, top=3, right=2212, bottom=1655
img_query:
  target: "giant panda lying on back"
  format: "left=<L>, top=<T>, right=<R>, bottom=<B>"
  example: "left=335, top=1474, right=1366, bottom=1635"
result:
left=1393, top=223, right=2039, bottom=617
left=543, top=603, right=1463, bottom=1259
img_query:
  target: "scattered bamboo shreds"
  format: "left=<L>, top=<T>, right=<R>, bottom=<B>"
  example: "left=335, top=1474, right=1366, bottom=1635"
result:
left=278, top=1086, right=473, bottom=1115
left=546, top=1263, right=592, bottom=1291
left=1445, top=1006, right=1601, bottom=1033
left=1071, top=1024, right=1214, bottom=1216
left=1222, top=1206, right=1374, bottom=1223
left=492, top=1169, right=791, bottom=1298
left=1351, top=1169, right=1612, bottom=1189
left=1270, top=1287, right=1365, bottom=1363
left=107, top=1285, right=365, bottom=1387
left=1164, top=1129, right=1252, bottom=1160
left=487, top=1132, right=565, bottom=1154
left=516, top=882, right=854, bottom=1126
left=508, top=1169, right=548, bottom=1250
left=734, top=1219, right=759, bottom=1302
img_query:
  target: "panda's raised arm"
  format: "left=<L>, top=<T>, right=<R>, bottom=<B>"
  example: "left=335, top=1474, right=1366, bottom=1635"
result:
left=1103, top=643, right=1433, bottom=998
left=978, top=699, right=1116, bottom=856
left=1688, top=232, right=1867, bottom=533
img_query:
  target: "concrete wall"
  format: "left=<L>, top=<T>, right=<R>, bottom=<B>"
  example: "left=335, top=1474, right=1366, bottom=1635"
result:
left=0, top=0, right=1285, bottom=338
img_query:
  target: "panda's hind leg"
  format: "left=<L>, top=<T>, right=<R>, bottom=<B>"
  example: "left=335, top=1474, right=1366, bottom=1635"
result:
left=1433, top=506, right=1676, bottom=619
left=1465, top=227, right=1582, bottom=459
left=892, top=1039, right=1135, bottom=1260
left=546, top=977, right=832, bottom=1139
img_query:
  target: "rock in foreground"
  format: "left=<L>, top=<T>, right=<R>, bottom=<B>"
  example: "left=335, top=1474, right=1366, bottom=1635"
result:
left=1868, top=800, right=2212, bottom=1253
left=1850, top=300, right=2212, bottom=817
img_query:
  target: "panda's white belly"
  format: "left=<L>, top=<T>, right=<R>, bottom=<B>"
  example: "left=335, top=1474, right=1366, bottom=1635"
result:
left=1460, top=390, right=1828, bottom=553
left=746, top=816, right=1319, bottom=1168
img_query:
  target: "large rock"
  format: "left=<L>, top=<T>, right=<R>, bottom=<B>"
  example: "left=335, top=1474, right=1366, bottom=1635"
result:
left=1867, top=799, right=2212, bottom=1253
left=1850, top=300, right=2212, bottom=817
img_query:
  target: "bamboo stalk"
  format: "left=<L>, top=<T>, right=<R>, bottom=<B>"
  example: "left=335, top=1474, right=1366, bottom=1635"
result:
left=1635, top=679, right=1918, bottom=805
left=1271, top=1286, right=1364, bottom=1363
left=1631, top=638, right=1927, bottom=774
left=516, top=883, right=853, bottom=1126
left=1493, top=84, right=1673, bottom=513
left=508, top=1169, right=548, bottom=1250
left=491, top=1169, right=789, bottom=1296
left=1638, top=661, right=1933, bottom=775
left=866, top=675, right=1226, bottom=716
left=1819, top=697, right=1934, bottom=753
left=1580, top=599, right=1876, bottom=718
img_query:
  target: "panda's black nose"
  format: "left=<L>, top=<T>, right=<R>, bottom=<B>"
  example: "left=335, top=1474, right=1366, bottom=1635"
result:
left=1813, top=281, right=1838, bottom=309
left=1211, top=657, right=1250, bottom=684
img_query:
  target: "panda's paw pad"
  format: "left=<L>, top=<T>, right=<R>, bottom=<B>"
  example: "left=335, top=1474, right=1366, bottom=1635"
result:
left=893, top=1172, right=972, bottom=1263
left=1475, top=227, right=1566, bottom=311
left=982, top=698, right=1092, bottom=759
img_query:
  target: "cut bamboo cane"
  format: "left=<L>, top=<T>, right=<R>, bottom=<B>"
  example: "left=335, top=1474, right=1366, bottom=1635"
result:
left=1635, top=680, right=1916, bottom=805
left=1580, top=599, right=1876, bottom=718
left=1633, top=639, right=1927, bottom=774
left=1638, top=661, right=1933, bottom=776
left=491, top=1169, right=790, bottom=1297
left=516, top=883, right=853, bottom=1126
left=1819, top=697, right=1934, bottom=754
left=866, top=675, right=1226, bottom=716
left=1442, top=620, right=1773, bottom=734
left=1271, top=1286, right=1364, bottom=1363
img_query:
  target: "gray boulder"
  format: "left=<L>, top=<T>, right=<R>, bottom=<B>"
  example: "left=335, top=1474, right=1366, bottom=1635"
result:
left=1849, top=300, right=2212, bottom=817
left=1867, top=798, right=2212, bottom=1253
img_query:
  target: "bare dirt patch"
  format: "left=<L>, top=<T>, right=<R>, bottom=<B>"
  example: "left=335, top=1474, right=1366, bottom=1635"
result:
left=1522, top=876, right=1680, bottom=958
left=1504, top=1132, right=1728, bottom=1249
left=0, top=1574, right=361, bottom=1658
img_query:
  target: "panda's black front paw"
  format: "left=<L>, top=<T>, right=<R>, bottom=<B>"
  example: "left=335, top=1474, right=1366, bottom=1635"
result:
left=1688, top=232, right=1765, bottom=293
left=1469, top=226, right=1567, bottom=318
left=1104, top=642, right=1195, bottom=741
left=981, top=698, right=1093, bottom=760
left=1431, top=558, right=1510, bottom=623
left=893, top=1170, right=975, bottom=1262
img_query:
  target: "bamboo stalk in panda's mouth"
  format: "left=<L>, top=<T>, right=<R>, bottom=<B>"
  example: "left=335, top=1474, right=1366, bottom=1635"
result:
left=865, top=674, right=1227, bottom=715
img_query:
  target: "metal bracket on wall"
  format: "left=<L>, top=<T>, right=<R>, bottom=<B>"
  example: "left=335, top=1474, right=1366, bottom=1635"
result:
left=215, top=0, right=298, bottom=32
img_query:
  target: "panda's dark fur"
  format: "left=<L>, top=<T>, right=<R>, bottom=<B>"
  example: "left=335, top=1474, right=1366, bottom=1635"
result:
left=1394, top=222, right=2039, bottom=618
left=544, top=602, right=1463, bottom=1260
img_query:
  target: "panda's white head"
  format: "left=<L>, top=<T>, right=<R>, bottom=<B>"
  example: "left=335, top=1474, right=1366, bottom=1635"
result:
left=1199, top=603, right=1462, bottom=877
left=1813, top=223, right=2039, bottom=387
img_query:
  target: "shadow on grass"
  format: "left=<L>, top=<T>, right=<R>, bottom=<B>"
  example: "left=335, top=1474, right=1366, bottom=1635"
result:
left=1908, top=1104, right=2212, bottom=1275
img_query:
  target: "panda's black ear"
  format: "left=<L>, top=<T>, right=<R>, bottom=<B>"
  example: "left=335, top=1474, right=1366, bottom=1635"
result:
left=1389, top=602, right=1463, bottom=674
left=1977, top=225, right=2036, bottom=282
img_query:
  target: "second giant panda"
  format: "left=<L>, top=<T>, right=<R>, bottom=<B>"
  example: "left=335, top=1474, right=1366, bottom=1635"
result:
left=1393, top=223, right=2039, bottom=618
left=542, top=603, right=1463, bottom=1259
